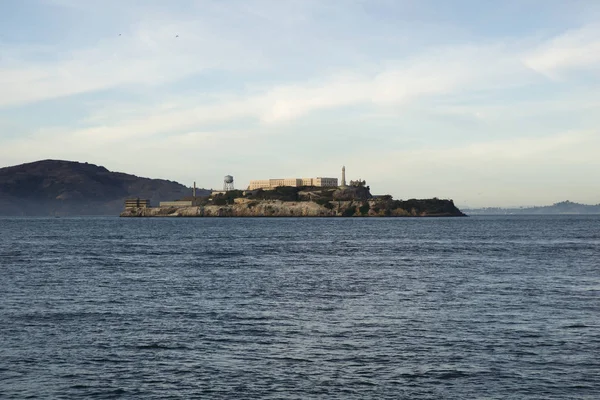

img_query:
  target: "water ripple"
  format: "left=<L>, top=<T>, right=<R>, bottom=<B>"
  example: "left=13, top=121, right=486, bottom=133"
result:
left=1, top=216, right=599, bottom=399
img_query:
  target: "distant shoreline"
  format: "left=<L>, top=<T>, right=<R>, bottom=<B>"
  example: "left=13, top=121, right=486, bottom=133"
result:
left=463, top=201, right=600, bottom=215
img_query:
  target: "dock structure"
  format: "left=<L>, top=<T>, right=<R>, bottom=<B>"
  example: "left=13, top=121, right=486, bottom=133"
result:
left=124, top=198, right=151, bottom=208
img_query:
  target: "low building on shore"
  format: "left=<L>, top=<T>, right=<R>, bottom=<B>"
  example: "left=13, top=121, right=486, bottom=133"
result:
left=125, top=198, right=151, bottom=208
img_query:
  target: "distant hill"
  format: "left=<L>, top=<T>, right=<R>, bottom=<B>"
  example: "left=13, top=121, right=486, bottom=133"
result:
left=0, top=160, right=209, bottom=216
left=465, top=201, right=600, bottom=215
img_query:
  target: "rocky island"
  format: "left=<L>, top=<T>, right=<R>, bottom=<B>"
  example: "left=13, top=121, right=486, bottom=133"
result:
left=0, top=160, right=465, bottom=217
left=121, top=185, right=465, bottom=217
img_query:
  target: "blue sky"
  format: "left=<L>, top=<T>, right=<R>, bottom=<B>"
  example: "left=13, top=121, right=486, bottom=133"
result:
left=1, top=0, right=600, bottom=207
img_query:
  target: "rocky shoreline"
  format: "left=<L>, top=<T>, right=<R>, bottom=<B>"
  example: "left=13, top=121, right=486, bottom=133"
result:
left=120, top=198, right=466, bottom=217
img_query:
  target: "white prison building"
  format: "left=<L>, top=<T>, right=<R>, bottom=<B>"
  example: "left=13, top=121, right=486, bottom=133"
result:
left=248, top=177, right=338, bottom=190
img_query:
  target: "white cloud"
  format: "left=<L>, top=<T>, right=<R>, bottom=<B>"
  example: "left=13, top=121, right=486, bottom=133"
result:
left=0, top=40, right=531, bottom=150
left=0, top=1, right=532, bottom=111
left=524, top=25, right=600, bottom=78
left=254, top=44, right=533, bottom=124
left=0, top=12, right=269, bottom=107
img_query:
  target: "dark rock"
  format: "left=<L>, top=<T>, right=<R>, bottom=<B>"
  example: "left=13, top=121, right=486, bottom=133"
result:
left=333, top=186, right=371, bottom=201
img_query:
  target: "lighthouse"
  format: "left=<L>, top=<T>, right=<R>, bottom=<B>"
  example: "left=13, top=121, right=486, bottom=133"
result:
left=340, top=165, right=348, bottom=189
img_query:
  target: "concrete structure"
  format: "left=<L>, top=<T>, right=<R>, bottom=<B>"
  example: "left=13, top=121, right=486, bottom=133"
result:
left=248, top=176, right=338, bottom=190
left=125, top=198, right=150, bottom=208
left=159, top=201, right=193, bottom=207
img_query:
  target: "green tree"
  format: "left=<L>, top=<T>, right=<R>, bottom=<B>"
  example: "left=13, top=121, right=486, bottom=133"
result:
left=342, top=207, right=356, bottom=217
left=359, top=202, right=370, bottom=215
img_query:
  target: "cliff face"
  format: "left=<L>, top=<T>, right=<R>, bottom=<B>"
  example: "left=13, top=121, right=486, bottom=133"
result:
left=121, top=198, right=465, bottom=217
left=0, top=160, right=209, bottom=216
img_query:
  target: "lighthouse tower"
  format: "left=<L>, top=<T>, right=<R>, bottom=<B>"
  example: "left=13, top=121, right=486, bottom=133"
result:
left=340, top=165, right=348, bottom=189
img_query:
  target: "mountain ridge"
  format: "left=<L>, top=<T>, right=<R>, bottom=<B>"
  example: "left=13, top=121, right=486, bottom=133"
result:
left=464, top=200, right=600, bottom=215
left=0, top=159, right=208, bottom=216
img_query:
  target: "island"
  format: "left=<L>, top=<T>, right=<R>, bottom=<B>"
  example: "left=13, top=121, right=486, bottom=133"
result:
left=0, top=160, right=465, bottom=217
left=120, top=185, right=465, bottom=217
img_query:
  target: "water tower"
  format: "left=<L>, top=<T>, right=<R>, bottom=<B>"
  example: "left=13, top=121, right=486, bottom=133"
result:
left=223, top=175, right=235, bottom=191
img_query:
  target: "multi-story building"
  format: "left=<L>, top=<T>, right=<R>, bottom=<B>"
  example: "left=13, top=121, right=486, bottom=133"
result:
left=314, top=177, right=338, bottom=187
left=248, top=177, right=338, bottom=190
left=124, top=198, right=151, bottom=208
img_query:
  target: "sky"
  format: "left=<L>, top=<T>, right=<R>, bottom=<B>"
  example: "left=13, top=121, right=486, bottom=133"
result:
left=1, top=0, right=600, bottom=207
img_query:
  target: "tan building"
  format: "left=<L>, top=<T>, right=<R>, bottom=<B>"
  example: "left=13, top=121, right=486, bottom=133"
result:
left=314, top=177, right=338, bottom=187
left=248, top=177, right=338, bottom=190
left=125, top=198, right=150, bottom=208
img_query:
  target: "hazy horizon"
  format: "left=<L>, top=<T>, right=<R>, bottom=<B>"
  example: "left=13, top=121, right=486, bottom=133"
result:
left=1, top=0, right=600, bottom=207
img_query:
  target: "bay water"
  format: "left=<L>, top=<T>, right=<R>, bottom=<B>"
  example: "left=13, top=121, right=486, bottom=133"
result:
left=1, top=216, right=599, bottom=399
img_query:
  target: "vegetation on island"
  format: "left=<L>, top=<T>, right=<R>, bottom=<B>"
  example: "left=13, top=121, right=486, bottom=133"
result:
left=163, top=185, right=465, bottom=217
